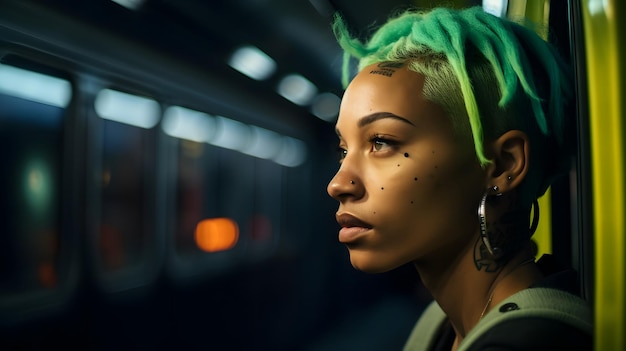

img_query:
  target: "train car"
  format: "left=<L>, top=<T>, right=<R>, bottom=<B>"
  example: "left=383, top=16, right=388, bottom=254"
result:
left=0, top=0, right=623, bottom=350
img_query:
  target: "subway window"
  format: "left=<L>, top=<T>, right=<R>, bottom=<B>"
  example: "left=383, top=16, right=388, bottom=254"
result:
left=162, top=106, right=305, bottom=280
left=163, top=106, right=246, bottom=279
left=90, top=88, right=162, bottom=292
left=0, top=57, right=76, bottom=318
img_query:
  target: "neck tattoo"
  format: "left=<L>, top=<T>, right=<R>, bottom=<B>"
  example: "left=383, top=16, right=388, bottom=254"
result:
left=478, top=257, right=536, bottom=322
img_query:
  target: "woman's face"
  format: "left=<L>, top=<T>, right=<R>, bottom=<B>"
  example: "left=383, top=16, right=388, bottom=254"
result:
left=327, top=62, right=487, bottom=273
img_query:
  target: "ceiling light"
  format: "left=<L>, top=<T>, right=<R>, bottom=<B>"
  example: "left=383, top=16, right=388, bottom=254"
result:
left=162, top=106, right=215, bottom=142
left=311, top=92, right=340, bottom=122
left=95, top=89, right=160, bottom=129
left=110, top=0, right=146, bottom=10
left=277, top=74, right=317, bottom=106
left=210, top=116, right=251, bottom=151
left=273, top=137, right=307, bottom=167
left=0, top=64, right=72, bottom=108
left=228, top=45, right=277, bottom=81
left=243, top=126, right=282, bottom=160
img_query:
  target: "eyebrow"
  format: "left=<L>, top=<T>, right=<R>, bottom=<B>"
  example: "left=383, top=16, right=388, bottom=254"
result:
left=358, top=112, right=416, bottom=128
left=335, top=111, right=416, bottom=137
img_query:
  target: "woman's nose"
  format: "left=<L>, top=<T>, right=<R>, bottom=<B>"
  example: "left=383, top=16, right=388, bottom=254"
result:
left=327, top=169, right=364, bottom=201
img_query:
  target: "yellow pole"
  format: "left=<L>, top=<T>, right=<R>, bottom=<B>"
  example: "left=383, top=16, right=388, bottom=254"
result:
left=582, top=0, right=626, bottom=349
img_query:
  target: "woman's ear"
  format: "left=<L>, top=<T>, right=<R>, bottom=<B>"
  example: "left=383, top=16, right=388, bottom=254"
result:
left=484, top=130, right=529, bottom=193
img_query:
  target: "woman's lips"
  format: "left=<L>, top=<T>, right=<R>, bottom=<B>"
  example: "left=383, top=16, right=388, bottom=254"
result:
left=335, top=213, right=372, bottom=243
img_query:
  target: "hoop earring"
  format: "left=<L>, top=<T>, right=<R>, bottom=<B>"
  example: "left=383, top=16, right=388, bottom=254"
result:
left=478, top=189, right=498, bottom=256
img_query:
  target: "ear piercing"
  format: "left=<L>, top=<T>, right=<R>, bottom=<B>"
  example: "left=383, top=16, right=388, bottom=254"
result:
left=492, top=185, right=502, bottom=196
left=350, top=180, right=355, bottom=185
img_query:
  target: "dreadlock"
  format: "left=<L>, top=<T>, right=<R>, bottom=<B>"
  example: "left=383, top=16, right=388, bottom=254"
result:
left=332, top=6, right=572, bottom=169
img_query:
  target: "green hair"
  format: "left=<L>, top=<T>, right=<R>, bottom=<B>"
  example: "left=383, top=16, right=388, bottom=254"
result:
left=332, top=6, right=572, bottom=170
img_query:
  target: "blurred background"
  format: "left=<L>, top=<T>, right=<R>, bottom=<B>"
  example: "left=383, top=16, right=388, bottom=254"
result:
left=0, top=0, right=574, bottom=350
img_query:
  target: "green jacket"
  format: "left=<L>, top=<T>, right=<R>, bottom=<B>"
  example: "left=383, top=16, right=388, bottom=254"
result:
left=403, top=287, right=592, bottom=351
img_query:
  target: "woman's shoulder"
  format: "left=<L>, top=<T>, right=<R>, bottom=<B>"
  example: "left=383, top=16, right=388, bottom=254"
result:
left=404, top=287, right=593, bottom=351
left=460, top=287, right=592, bottom=350
left=403, top=300, right=448, bottom=351
left=404, top=255, right=592, bottom=351
left=466, top=312, right=592, bottom=350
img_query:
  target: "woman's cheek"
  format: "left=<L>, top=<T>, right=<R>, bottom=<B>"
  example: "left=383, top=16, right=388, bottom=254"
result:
left=389, top=152, right=426, bottom=207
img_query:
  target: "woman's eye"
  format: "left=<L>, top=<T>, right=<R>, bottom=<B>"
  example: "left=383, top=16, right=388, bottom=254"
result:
left=337, top=147, right=347, bottom=161
left=373, top=138, right=386, bottom=151
left=371, top=136, right=396, bottom=153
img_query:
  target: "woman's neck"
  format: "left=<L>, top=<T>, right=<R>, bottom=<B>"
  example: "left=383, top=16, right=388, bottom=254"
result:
left=415, top=247, right=543, bottom=344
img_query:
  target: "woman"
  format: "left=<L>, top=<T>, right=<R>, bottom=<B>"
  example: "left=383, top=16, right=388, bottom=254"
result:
left=326, top=6, right=592, bottom=351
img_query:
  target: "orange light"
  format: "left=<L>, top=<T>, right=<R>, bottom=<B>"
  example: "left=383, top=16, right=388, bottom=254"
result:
left=195, top=218, right=239, bottom=252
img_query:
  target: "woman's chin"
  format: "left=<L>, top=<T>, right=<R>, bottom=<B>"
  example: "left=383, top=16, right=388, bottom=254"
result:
left=349, top=254, right=399, bottom=274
